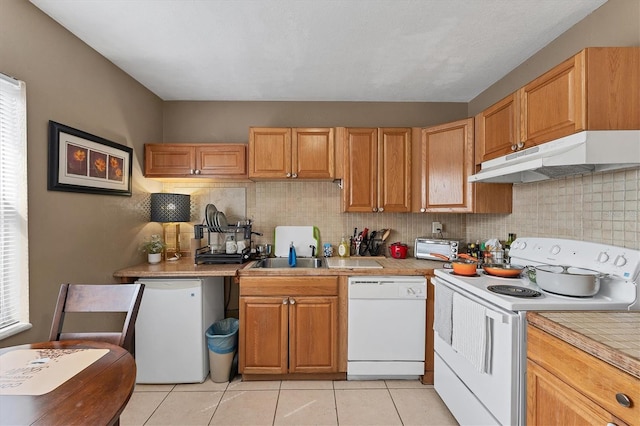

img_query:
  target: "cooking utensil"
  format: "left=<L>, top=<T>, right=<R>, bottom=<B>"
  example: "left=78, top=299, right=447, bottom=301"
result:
left=534, top=265, right=605, bottom=297
left=482, top=263, right=525, bottom=278
left=381, top=229, right=391, bottom=242
left=359, top=234, right=370, bottom=256
left=389, top=242, right=408, bottom=259
left=431, top=253, right=478, bottom=275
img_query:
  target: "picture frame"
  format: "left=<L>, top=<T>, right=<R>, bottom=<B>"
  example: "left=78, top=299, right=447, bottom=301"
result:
left=48, top=121, right=133, bottom=196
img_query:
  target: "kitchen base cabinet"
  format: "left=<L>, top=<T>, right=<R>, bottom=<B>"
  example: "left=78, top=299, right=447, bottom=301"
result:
left=527, top=325, right=639, bottom=426
left=527, top=360, right=617, bottom=425
left=421, top=275, right=434, bottom=385
left=239, top=276, right=341, bottom=379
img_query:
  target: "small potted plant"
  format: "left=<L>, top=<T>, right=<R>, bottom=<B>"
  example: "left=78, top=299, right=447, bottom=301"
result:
left=141, top=234, right=166, bottom=264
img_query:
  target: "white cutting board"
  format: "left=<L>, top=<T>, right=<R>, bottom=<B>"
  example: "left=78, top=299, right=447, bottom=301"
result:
left=274, top=226, right=319, bottom=258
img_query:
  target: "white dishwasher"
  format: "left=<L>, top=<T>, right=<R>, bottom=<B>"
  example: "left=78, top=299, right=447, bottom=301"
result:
left=347, top=276, right=426, bottom=380
left=134, top=278, right=224, bottom=383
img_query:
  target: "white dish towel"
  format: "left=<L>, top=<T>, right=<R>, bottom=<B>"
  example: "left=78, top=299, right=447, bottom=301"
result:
left=434, top=284, right=453, bottom=344
left=451, top=292, right=489, bottom=373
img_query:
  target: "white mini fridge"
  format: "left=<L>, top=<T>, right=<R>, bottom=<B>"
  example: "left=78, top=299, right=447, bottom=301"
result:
left=134, top=278, right=224, bottom=383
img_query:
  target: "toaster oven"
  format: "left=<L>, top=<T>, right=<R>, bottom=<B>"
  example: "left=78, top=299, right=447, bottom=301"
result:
left=414, top=238, right=461, bottom=261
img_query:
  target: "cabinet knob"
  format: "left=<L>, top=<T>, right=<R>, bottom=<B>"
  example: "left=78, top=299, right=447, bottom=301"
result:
left=286, top=172, right=291, bottom=178
left=420, top=208, right=426, bottom=213
left=615, top=392, right=631, bottom=408
left=282, top=298, right=288, bottom=305
left=372, top=207, right=378, bottom=212
left=195, top=169, right=201, bottom=175
left=378, top=207, right=384, bottom=212
left=289, top=298, right=296, bottom=305
left=292, top=173, right=298, bottom=178
left=517, top=141, right=525, bottom=149
left=190, top=169, right=195, bottom=175
left=606, top=423, right=618, bottom=426
left=511, top=144, right=518, bottom=151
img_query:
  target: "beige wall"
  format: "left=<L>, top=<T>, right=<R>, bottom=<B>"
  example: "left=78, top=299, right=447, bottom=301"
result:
left=468, top=0, right=640, bottom=116
left=1, top=0, right=164, bottom=346
left=162, top=101, right=468, bottom=142
left=466, top=0, right=640, bottom=250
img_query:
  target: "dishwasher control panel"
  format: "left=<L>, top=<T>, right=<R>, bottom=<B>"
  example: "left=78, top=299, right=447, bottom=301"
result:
left=348, top=276, right=427, bottom=300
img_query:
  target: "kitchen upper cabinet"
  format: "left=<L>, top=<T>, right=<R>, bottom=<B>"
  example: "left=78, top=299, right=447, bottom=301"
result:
left=478, top=47, right=640, bottom=163
left=239, top=276, right=339, bottom=377
left=342, top=127, right=411, bottom=213
left=249, top=127, right=334, bottom=179
left=415, top=118, right=512, bottom=213
left=475, top=93, right=519, bottom=164
left=527, top=325, right=639, bottom=426
left=144, top=143, right=247, bottom=178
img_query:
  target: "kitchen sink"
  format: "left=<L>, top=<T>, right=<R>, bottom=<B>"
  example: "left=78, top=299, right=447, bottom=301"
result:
left=252, top=257, right=325, bottom=268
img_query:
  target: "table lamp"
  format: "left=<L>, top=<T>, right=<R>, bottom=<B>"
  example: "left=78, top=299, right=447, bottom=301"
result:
left=150, top=193, right=190, bottom=259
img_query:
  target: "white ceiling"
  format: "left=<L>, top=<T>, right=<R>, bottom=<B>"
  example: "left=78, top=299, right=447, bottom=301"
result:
left=30, top=0, right=607, bottom=102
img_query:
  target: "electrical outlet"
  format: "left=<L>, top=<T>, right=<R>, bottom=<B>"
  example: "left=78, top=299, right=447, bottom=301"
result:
left=432, top=221, right=442, bottom=233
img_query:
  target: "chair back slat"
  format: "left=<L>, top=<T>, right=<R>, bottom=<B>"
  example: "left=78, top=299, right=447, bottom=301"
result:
left=48, top=283, right=145, bottom=354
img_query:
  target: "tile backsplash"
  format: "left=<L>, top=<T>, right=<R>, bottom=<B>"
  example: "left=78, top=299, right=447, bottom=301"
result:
left=467, top=167, right=639, bottom=250
left=163, top=166, right=639, bottom=255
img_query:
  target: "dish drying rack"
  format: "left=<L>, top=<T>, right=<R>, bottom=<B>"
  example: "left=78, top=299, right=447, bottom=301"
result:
left=193, top=222, right=262, bottom=265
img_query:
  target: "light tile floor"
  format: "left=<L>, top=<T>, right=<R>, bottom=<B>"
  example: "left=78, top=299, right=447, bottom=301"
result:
left=121, top=377, right=458, bottom=425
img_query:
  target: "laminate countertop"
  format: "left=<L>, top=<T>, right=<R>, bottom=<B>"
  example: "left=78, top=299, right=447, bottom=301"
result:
left=527, top=311, right=640, bottom=379
left=113, top=256, right=444, bottom=281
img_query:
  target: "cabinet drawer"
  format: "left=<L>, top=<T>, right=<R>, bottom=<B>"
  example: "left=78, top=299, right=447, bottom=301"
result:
left=528, top=326, right=640, bottom=425
left=240, top=276, right=338, bottom=296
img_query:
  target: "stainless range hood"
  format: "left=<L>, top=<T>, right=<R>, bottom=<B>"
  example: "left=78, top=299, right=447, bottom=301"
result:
left=468, top=130, right=640, bottom=184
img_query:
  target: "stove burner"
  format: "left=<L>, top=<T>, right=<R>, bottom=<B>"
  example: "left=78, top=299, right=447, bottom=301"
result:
left=488, top=285, right=542, bottom=298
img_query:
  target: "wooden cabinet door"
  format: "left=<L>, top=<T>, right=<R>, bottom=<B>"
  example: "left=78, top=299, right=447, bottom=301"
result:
left=378, top=128, right=411, bottom=212
left=196, top=144, right=247, bottom=177
left=476, top=93, right=520, bottom=163
left=520, top=51, right=585, bottom=147
left=421, top=118, right=473, bottom=212
left=289, top=296, right=338, bottom=373
left=343, top=128, right=378, bottom=212
left=144, top=144, right=195, bottom=176
left=527, top=360, right=616, bottom=425
left=249, top=127, right=292, bottom=179
left=239, top=296, right=288, bottom=375
left=293, top=128, right=335, bottom=179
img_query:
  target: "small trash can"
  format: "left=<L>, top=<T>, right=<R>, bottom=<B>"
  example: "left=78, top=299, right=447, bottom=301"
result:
left=206, top=318, right=239, bottom=383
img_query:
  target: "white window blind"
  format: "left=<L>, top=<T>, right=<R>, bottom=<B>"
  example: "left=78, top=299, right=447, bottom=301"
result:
left=0, top=73, right=30, bottom=339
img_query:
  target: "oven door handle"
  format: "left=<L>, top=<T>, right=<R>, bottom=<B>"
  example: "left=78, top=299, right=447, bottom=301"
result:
left=485, top=309, right=510, bottom=324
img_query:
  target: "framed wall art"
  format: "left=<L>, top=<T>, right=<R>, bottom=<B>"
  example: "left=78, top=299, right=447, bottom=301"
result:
left=48, top=121, right=133, bottom=196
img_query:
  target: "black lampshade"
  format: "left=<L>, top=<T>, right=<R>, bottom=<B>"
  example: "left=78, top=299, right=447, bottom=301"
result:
left=150, top=193, right=190, bottom=223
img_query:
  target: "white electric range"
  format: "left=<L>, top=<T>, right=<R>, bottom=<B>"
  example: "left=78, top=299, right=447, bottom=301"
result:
left=432, top=237, right=639, bottom=426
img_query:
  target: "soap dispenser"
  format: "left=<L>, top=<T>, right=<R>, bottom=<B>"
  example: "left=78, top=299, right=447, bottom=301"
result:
left=338, top=236, right=350, bottom=258
left=288, top=242, right=297, bottom=267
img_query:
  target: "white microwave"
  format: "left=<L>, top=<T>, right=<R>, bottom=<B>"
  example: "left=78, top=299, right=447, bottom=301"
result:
left=414, top=238, right=461, bottom=261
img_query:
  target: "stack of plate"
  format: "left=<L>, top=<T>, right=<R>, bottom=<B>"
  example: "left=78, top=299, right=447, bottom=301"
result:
left=205, top=204, right=228, bottom=232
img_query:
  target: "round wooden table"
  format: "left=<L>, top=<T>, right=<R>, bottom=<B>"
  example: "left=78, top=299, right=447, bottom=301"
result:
left=0, top=340, right=136, bottom=426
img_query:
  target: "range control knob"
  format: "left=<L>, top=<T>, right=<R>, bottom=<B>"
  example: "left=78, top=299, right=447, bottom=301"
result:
left=614, top=255, right=627, bottom=267
left=511, top=241, right=519, bottom=250
left=597, top=252, right=610, bottom=263
left=518, top=242, right=527, bottom=250
left=550, top=245, right=561, bottom=255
